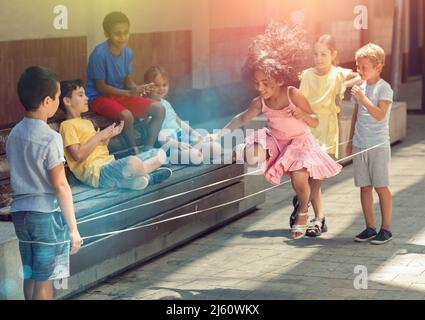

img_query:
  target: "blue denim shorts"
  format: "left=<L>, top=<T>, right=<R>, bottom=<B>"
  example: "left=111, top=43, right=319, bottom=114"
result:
left=11, top=211, right=70, bottom=281
left=99, top=148, right=161, bottom=190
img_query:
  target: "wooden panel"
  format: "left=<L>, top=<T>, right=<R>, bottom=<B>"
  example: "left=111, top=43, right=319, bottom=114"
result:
left=0, top=37, right=87, bottom=128
left=128, top=31, right=192, bottom=95
left=209, top=26, right=265, bottom=86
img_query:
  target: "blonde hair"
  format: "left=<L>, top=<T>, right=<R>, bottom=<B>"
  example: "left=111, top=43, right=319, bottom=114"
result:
left=144, top=65, right=168, bottom=84
left=355, top=43, right=386, bottom=67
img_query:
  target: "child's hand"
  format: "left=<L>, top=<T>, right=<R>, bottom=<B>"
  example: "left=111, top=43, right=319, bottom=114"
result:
left=337, top=85, right=347, bottom=106
left=138, top=83, right=155, bottom=96
left=69, top=229, right=82, bottom=255
left=346, top=141, right=353, bottom=156
left=287, top=105, right=304, bottom=120
left=111, top=120, right=125, bottom=137
left=351, top=85, right=365, bottom=102
left=97, top=124, right=116, bottom=142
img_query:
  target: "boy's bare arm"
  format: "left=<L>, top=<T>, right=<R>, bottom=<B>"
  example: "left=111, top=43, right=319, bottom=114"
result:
left=95, top=79, right=132, bottom=97
left=347, top=104, right=359, bottom=155
left=66, top=124, right=117, bottom=162
left=48, top=164, right=81, bottom=255
left=344, top=74, right=363, bottom=87
left=338, top=73, right=363, bottom=104
left=124, top=76, right=155, bottom=96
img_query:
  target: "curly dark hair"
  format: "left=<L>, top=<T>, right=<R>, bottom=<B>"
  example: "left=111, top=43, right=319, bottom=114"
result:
left=243, top=22, right=310, bottom=86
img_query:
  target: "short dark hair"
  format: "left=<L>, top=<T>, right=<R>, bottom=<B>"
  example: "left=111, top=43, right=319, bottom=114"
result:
left=103, top=11, right=130, bottom=34
left=17, top=66, right=59, bottom=112
left=59, top=79, right=84, bottom=112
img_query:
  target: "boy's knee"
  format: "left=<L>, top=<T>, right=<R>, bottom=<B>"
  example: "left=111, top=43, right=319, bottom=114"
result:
left=149, top=102, right=165, bottom=119
left=119, top=110, right=134, bottom=124
left=361, top=186, right=373, bottom=192
left=374, top=186, right=391, bottom=194
left=127, top=156, right=139, bottom=164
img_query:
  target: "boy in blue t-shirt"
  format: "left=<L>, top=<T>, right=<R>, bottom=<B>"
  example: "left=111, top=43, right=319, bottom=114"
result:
left=347, top=43, right=394, bottom=245
left=6, top=66, right=81, bottom=299
left=86, top=11, right=165, bottom=152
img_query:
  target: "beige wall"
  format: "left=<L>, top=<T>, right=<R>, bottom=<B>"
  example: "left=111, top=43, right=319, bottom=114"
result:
left=0, top=0, right=90, bottom=41
left=1, top=0, right=399, bottom=89
left=0, top=0, right=192, bottom=50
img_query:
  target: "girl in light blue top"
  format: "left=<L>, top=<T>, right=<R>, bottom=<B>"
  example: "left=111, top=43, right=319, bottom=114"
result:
left=144, top=65, right=222, bottom=165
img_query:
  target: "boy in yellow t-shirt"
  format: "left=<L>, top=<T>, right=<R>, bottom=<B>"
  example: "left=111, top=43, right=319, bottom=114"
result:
left=59, top=80, right=171, bottom=190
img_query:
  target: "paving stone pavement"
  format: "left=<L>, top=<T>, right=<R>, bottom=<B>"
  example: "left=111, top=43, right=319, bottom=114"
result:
left=75, top=115, right=425, bottom=300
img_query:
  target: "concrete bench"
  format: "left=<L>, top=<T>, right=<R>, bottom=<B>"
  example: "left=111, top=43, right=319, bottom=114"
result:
left=0, top=88, right=265, bottom=299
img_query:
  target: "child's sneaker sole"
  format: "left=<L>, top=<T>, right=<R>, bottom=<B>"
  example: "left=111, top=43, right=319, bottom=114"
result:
left=370, top=237, right=393, bottom=245
left=354, top=235, right=377, bottom=242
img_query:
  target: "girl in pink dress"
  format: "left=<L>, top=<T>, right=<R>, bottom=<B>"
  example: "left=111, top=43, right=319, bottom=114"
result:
left=210, top=22, right=342, bottom=240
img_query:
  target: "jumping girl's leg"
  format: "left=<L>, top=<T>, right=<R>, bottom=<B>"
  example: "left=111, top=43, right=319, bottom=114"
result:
left=307, top=178, right=327, bottom=237
left=291, top=169, right=311, bottom=239
left=309, top=178, right=324, bottom=219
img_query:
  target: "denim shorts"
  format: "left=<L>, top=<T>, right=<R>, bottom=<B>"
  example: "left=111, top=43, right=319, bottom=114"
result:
left=99, top=148, right=161, bottom=190
left=11, top=211, right=70, bottom=281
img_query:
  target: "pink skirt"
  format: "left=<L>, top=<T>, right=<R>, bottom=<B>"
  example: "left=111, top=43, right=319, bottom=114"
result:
left=245, top=128, right=342, bottom=185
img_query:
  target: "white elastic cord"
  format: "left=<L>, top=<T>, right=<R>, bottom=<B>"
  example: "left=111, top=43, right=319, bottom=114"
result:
left=20, top=139, right=384, bottom=247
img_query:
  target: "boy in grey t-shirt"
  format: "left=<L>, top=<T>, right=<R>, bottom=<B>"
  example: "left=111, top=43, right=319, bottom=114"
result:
left=347, top=43, right=394, bottom=245
left=6, top=67, right=81, bottom=299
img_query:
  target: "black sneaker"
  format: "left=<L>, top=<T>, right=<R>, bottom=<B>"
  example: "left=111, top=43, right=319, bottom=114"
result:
left=354, top=227, right=377, bottom=242
left=370, top=228, right=393, bottom=245
left=149, top=167, right=172, bottom=185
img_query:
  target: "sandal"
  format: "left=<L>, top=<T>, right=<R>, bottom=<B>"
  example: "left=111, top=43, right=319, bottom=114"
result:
left=289, top=196, right=312, bottom=228
left=291, top=212, right=309, bottom=240
left=306, top=217, right=327, bottom=237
